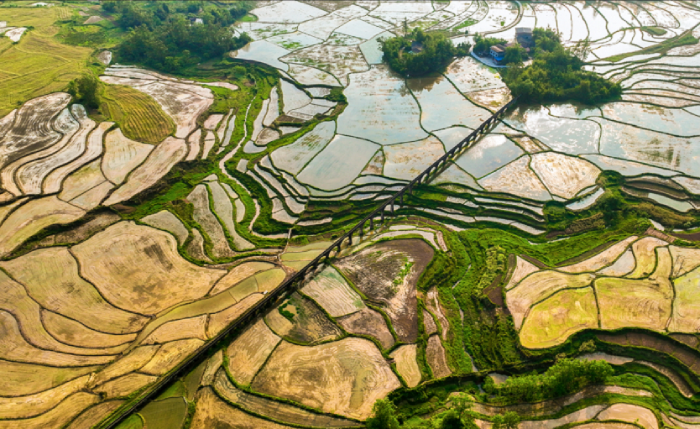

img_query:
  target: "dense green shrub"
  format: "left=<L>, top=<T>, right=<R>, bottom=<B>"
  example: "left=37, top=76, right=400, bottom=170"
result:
left=381, top=28, right=471, bottom=77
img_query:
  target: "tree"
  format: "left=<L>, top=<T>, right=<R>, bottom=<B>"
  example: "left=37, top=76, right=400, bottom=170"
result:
left=366, top=399, right=400, bottom=429
left=380, top=31, right=471, bottom=77
left=67, top=73, right=99, bottom=109
left=492, top=412, right=520, bottom=429
left=502, top=45, right=525, bottom=66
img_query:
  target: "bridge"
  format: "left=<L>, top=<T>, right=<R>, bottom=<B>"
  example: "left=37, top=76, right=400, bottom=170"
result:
left=97, top=97, right=518, bottom=429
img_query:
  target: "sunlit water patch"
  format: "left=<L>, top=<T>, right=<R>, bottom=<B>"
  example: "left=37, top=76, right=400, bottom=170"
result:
left=337, top=66, right=426, bottom=145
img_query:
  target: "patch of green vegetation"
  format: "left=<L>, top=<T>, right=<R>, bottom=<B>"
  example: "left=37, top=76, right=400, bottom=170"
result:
left=605, top=29, right=699, bottom=62
left=486, top=358, right=614, bottom=403
left=381, top=28, right=471, bottom=77
left=278, top=301, right=296, bottom=322
left=503, top=28, right=622, bottom=104
left=240, top=13, right=257, bottom=22
left=98, top=82, right=176, bottom=144
left=392, top=259, right=414, bottom=287
left=454, top=18, right=477, bottom=32
left=641, top=26, right=667, bottom=36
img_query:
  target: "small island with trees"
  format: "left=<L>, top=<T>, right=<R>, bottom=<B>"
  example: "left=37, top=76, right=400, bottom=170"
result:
left=380, top=27, right=471, bottom=77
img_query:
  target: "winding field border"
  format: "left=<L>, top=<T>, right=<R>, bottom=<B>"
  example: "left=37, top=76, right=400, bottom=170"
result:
left=96, top=98, right=519, bottom=429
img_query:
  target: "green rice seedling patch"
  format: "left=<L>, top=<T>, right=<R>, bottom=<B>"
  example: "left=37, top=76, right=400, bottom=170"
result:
left=100, top=84, right=175, bottom=144
left=138, top=397, right=188, bottom=429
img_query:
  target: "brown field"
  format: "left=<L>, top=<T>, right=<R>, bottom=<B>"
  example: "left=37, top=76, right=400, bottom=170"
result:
left=336, top=239, right=434, bottom=343
left=191, top=388, right=294, bottom=429
left=188, top=184, right=236, bottom=259
left=142, top=315, right=208, bottom=345
left=426, top=334, right=452, bottom=378
left=186, top=229, right=211, bottom=263
left=227, top=319, right=281, bottom=385
left=670, top=245, right=700, bottom=278
left=72, top=221, right=226, bottom=315
left=93, top=373, right=157, bottom=399
left=65, top=400, right=124, bottom=429
left=627, top=237, right=669, bottom=279
left=252, top=337, right=401, bottom=419
left=0, top=271, right=125, bottom=356
left=0, top=359, right=98, bottom=397
left=58, top=158, right=107, bottom=202
left=558, top=236, right=637, bottom=273
left=140, top=339, right=205, bottom=376
left=140, top=210, right=189, bottom=246
left=101, top=129, right=153, bottom=185
left=207, top=293, right=263, bottom=338
left=265, top=292, right=343, bottom=344
left=0, top=374, right=90, bottom=419
left=301, top=266, right=366, bottom=317
left=520, top=287, right=599, bottom=349
left=42, top=310, right=136, bottom=349
left=89, top=345, right=160, bottom=387
left=201, top=350, right=223, bottom=387
left=426, top=287, right=451, bottom=341
left=0, top=392, right=99, bottom=429
left=209, top=261, right=275, bottom=295
left=100, top=84, right=175, bottom=145
left=423, top=310, right=438, bottom=336
left=506, top=271, right=595, bottom=330
left=0, top=195, right=84, bottom=258
left=71, top=181, right=115, bottom=210
left=597, top=404, right=658, bottom=429
left=0, top=310, right=113, bottom=366
left=337, top=307, right=395, bottom=350
left=104, top=137, right=188, bottom=206
left=390, top=344, right=421, bottom=388
left=505, top=256, right=539, bottom=290
left=213, top=370, right=360, bottom=427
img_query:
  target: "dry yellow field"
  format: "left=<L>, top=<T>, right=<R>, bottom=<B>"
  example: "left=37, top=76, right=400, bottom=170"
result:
left=72, top=221, right=226, bottom=315
left=252, top=337, right=401, bottom=419
left=389, top=344, right=421, bottom=388
left=520, top=287, right=599, bottom=349
left=226, top=319, right=281, bottom=385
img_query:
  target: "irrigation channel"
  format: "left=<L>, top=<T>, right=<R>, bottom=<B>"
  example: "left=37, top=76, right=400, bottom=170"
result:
left=97, top=97, right=519, bottom=429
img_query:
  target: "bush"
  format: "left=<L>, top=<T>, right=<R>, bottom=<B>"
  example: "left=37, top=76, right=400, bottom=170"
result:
left=366, top=399, right=400, bottom=429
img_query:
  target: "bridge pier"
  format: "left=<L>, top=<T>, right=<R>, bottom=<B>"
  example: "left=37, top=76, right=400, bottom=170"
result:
left=348, top=232, right=352, bottom=246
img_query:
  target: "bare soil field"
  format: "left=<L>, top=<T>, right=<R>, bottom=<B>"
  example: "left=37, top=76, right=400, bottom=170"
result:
left=389, top=344, right=421, bottom=388
left=191, top=388, right=294, bottom=429
left=336, top=239, right=434, bottom=342
left=71, top=221, right=225, bottom=315
left=226, top=319, right=281, bottom=385
left=337, top=307, right=395, bottom=350
left=426, top=334, right=452, bottom=378
left=252, top=337, right=401, bottom=419
left=265, top=292, right=343, bottom=344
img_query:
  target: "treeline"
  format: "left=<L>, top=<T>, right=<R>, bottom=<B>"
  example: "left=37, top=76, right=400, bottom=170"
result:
left=503, top=28, right=622, bottom=104
left=381, top=28, right=471, bottom=77
left=484, top=358, right=614, bottom=403
left=103, top=1, right=253, bottom=73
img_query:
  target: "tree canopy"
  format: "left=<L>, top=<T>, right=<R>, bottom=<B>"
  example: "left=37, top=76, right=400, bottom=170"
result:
left=105, top=2, right=253, bottom=73
left=502, top=28, right=622, bottom=104
left=381, top=28, right=471, bottom=77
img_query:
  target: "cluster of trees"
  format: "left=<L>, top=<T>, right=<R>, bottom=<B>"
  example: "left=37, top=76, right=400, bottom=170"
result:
left=103, top=2, right=253, bottom=73
left=502, top=28, right=622, bottom=104
left=366, top=396, right=519, bottom=429
left=381, top=28, right=471, bottom=77
left=67, top=73, right=99, bottom=110
left=484, top=358, right=614, bottom=403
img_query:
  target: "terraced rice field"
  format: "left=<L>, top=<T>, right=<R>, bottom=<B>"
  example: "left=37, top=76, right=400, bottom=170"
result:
left=3, top=0, right=700, bottom=427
